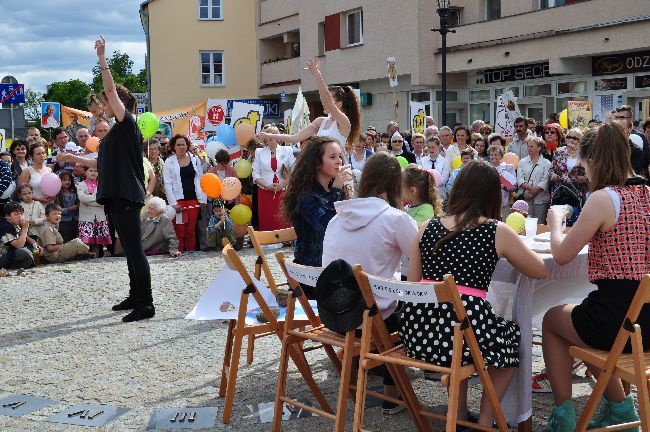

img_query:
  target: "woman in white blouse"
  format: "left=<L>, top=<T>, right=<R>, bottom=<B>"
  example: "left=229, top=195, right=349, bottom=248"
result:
left=516, top=137, right=551, bottom=223
left=420, top=136, right=450, bottom=200
left=252, top=126, right=295, bottom=230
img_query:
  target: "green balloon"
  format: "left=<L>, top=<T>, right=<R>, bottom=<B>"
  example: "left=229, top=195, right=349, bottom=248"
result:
left=396, top=156, right=408, bottom=169
left=137, top=112, right=159, bottom=139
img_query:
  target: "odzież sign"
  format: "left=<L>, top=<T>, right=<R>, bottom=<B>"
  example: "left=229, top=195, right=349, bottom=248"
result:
left=592, top=50, right=650, bottom=76
left=482, top=62, right=551, bottom=84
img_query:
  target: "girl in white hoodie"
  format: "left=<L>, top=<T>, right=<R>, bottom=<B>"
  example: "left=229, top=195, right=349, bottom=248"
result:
left=322, top=152, right=418, bottom=415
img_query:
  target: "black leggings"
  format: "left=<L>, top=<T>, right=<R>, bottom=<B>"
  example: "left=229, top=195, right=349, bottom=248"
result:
left=105, top=198, right=152, bottom=306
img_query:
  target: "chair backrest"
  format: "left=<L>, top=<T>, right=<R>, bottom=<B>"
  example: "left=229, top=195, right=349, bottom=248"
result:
left=247, top=226, right=296, bottom=293
left=362, top=273, right=439, bottom=304
left=283, top=258, right=323, bottom=288
left=275, top=251, right=320, bottom=327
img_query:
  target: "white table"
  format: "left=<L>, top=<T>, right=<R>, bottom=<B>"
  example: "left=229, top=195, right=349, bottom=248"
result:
left=487, top=245, right=595, bottom=425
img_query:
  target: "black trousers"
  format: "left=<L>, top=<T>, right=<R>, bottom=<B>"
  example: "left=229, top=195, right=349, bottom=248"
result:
left=105, top=198, right=152, bottom=306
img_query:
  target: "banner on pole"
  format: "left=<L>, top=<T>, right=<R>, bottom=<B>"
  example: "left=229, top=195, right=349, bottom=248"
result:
left=283, top=109, right=292, bottom=133
left=410, top=102, right=426, bottom=135
left=495, top=90, right=521, bottom=137
left=230, top=102, right=264, bottom=133
left=387, top=57, right=398, bottom=88
left=205, top=99, right=228, bottom=131
left=290, top=87, right=310, bottom=135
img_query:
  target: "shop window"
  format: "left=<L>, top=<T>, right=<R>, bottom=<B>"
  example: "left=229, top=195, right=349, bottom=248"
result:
left=470, top=89, right=491, bottom=102
left=435, top=91, right=458, bottom=101
left=524, top=84, right=552, bottom=97
left=594, top=77, right=628, bottom=92
left=557, top=81, right=588, bottom=95
left=471, top=103, right=491, bottom=122
left=495, top=87, right=519, bottom=97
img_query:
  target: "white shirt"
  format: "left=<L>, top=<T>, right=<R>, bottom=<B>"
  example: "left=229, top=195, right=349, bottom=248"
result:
left=516, top=156, right=552, bottom=205
left=445, top=143, right=478, bottom=167
left=163, top=154, right=207, bottom=206
left=252, top=146, right=295, bottom=186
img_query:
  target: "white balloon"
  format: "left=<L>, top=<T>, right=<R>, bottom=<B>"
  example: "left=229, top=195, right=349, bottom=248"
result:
left=206, top=141, right=228, bottom=159
left=1, top=181, right=16, bottom=199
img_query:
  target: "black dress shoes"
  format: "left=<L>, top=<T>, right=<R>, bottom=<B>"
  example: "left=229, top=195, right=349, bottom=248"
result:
left=122, top=305, right=156, bottom=322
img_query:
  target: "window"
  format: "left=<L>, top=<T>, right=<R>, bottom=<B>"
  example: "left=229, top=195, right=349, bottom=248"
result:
left=495, top=87, right=520, bottom=97
left=435, top=91, right=458, bottom=102
left=557, top=81, right=587, bottom=94
left=410, top=91, right=432, bottom=116
left=318, top=22, right=325, bottom=56
left=199, top=0, right=222, bottom=20
left=486, top=0, right=501, bottom=20
left=471, top=103, right=491, bottom=122
left=346, top=9, right=363, bottom=46
left=200, top=51, right=224, bottom=86
left=541, top=0, right=589, bottom=9
left=449, top=8, right=461, bottom=28
left=524, top=83, right=552, bottom=97
left=470, top=89, right=491, bottom=102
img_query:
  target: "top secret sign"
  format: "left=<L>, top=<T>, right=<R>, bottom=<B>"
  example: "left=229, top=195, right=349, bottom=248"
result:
left=483, top=62, right=552, bottom=84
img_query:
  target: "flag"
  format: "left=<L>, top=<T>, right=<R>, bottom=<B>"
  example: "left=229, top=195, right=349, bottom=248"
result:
left=290, top=87, right=310, bottom=135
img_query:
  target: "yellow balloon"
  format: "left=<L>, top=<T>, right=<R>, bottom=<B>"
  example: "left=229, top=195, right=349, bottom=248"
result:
left=559, top=109, right=568, bottom=129
left=230, top=204, right=252, bottom=225
left=452, top=155, right=462, bottom=170
left=505, top=212, right=526, bottom=235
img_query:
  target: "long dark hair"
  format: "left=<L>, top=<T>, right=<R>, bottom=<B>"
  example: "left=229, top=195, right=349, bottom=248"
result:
left=282, top=136, right=342, bottom=223
left=357, top=152, right=403, bottom=209
left=433, top=161, right=501, bottom=253
left=55, top=171, right=78, bottom=207
left=329, top=86, right=361, bottom=150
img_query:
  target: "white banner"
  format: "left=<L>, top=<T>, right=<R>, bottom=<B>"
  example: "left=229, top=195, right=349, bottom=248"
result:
left=409, top=102, right=427, bottom=135
left=230, top=102, right=264, bottom=133
left=495, top=90, right=522, bottom=137
left=205, top=98, right=228, bottom=132
left=387, top=56, right=398, bottom=88
left=290, top=87, right=310, bottom=135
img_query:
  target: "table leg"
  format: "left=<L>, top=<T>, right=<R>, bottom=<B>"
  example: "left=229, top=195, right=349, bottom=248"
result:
left=518, top=417, right=532, bottom=432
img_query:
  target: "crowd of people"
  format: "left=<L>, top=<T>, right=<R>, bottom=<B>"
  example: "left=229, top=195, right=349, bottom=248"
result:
left=0, top=45, right=649, bottom=429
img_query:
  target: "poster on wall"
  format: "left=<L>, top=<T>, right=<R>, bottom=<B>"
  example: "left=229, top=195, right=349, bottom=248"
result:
left=494, top=90, right=522, bottom=137
left=230, top=101, right=264, bottom=133
left=592, top=94, right=624, bottom=122
left=567, top=101, right=592, bottom=129
left=283, top=109, right=292, bottom=133
left=409, top=102, right=426, bottom=135
left=205, top=99, right=227, bottom=132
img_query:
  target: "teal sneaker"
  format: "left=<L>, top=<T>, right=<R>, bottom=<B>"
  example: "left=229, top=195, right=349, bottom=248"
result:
left=588, top=395, right=611, bottom=429
left=588, top=395, right=639, bottom=432
left=547, top=400, right=576, bottom=432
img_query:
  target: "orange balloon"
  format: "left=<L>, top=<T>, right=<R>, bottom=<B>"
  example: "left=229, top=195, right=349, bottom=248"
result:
left=86, top=136, right=100, bottom=153
left=502, top=152, right=520, bottom=169
left=200, top=173, right=223, bottom=198
left=221, top=177, right=242, bottom=201
left=235, top=123, right=256, bottom=146
left=239, top=194, right=252, bottom=208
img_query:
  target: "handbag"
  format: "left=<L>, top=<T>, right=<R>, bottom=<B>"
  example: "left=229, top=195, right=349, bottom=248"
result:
left=551, top=183, right=582, bottom=208
left=514, top=163, right=537, bottom=201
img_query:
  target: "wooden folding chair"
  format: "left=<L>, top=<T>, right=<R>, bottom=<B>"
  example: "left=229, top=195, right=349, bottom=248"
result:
left=272, top=258, right=430, bottom=432
left=245, top=226, right=297, bottom=364
left=353, top=270, right=509, bottom=432
left=571, top=274, right=650, bottom=432
left=218, top=244, right=329, bottom=424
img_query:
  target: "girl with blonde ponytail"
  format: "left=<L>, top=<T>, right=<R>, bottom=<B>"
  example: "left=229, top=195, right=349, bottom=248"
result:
left=402, top=164, right=443, bottom=223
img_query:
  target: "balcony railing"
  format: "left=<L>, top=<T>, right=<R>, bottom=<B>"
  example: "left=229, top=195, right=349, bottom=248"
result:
left=260, top=57, right=300, bottom=87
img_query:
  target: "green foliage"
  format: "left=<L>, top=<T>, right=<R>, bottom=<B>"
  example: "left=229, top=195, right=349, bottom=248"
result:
left=43, top=79, right=92, bottom=111
left=23, top=89, right=44, bottom=122
left=91, top=51, right=147, bottom=94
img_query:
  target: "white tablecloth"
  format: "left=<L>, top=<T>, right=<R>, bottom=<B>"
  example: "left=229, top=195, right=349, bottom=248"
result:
left=487, top=246, right=595, bottom=424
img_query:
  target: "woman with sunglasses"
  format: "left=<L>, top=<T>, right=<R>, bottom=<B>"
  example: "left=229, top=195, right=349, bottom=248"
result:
left=549, top=128, right=587, bottom=223
left=542, top=123, right=565, bottom=161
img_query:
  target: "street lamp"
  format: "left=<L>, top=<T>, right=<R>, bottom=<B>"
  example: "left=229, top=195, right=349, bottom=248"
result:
left=432, top=0, right=456, bottom=127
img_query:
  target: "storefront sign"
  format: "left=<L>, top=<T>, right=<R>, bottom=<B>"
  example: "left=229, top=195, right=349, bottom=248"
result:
left=482, top=62, right=551, bottom=84
left=634, top=74, right=650, bottom=89
left=594, top=78, right=627, bottom=92
left=592, top=51, right=650, bottom=76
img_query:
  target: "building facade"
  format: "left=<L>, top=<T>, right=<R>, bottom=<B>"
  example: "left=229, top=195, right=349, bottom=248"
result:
left=257, top=0, right=650, bottom=130
left=140, top=0, right=259, bottom=112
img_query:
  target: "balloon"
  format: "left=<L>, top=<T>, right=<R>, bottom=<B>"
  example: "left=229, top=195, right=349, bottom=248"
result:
left=200, top=173, right=222, bottom=199
left=428, top=169, right=442, bottom=187
left=1, top=181, right=15, bottom=199
left=206, top=140, right=228, bottom=159
left=396, top=156, right=408, bottom=169
left=559, top=109, right=568, bottom=129
left=221, top=177, right=242, bottom=201
left=452, top=155, right=462, bottom=170
left=216, top=124, right=236, bottom=147
left=86, top=136, right=100, bottom=152
left=239, top=194, right=252, bottom=209
left=235, top=123, right=256, bottom=146
left=502, top=152, right=520, bottom=169
left=230, top=204, right=252, bottom=225
left=40, top=173, right=62, bottom=197
left=505, top=212, right=526, bottom=235
left=233, top=159, right=253, bottom=178
left=137, top=112, right=159, bottom=139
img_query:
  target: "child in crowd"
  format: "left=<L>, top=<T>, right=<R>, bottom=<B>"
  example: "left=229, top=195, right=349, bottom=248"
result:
left=0, top=201, right=38, bottom=269
left=208, top=149, right=237, bottom=180
left=0, top=152, right=11, bottom=165
left=77, top=167, right=111, bottom=256
left=445, top=148, right=474, bottom=196
left=402, top=164, right=443, bottom=223
left=510, top=199, right=529, bottom=218
left=54, top=171, right=79, bottom=242
left=15, top=184, right=46, bottom=239
left=207, top=200, right=238, bottom=250
left=39, top=203, right=91, bottom=263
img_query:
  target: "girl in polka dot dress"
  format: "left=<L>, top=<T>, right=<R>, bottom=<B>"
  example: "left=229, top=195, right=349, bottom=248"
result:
left=402, top=161, right=546, bottom=429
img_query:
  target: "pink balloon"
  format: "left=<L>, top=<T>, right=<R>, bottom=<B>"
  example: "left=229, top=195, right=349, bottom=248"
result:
left=40, top=172, right=62, bottom=197
left=427, top=168, right=442, bottom=187
left=221, top=177, right=242, bottom=201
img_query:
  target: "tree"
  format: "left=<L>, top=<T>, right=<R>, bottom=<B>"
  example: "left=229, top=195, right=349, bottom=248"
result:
left=91, top=50, right=147, bottom=94
left=43, top=79, right=92, bottom=111
left=23, top=89, right=44, bottom=122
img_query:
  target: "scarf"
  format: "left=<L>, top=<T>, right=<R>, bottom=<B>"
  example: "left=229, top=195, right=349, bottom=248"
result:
left=84, top=178, right=98, bottom=194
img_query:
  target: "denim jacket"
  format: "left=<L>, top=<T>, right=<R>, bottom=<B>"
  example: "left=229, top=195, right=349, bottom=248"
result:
left=293, top=183, right=342, bottom=267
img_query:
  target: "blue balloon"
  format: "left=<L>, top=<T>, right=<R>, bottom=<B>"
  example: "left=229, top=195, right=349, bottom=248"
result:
left=216, top=124, right=236, bottom=147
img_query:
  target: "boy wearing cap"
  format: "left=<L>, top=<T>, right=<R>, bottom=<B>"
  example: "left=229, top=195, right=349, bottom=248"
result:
left=207, top=200, right=238, bottom=250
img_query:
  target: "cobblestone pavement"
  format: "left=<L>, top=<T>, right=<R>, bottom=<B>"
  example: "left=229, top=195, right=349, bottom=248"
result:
left=0, top=248, right=598, bottom=431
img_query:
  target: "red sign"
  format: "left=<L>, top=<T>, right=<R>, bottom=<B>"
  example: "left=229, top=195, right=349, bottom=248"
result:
left=207, top=105, right=225, bottom=126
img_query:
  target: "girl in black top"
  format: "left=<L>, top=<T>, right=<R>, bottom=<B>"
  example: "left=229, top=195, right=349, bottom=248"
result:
left=60, top=36, right=153, bottom=322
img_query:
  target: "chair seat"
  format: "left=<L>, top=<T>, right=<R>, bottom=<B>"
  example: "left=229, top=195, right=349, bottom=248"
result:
left=570, top=346, right=650, bottom=383
left=287, top=325, right=360, bottom=349
left=366, top=345, right=477, bottom=382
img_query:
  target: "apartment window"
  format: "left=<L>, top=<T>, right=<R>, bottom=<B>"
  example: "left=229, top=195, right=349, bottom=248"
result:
left=198, top=0, right=222, bottom=20
left=318, top=22, right=325, bottom=56
left=200, top=51, right=224, bottom=86
left=486, top=0, right=501, bottom=20
left=541, top=0, right=565, bottom=8
left=346, top=9, right=363, bottom=46
left=449, top=8, right=462, bottom=28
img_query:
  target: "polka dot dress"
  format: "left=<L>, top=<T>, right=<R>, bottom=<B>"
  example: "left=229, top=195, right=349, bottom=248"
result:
left=399, top=218, right=520, bottom=368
